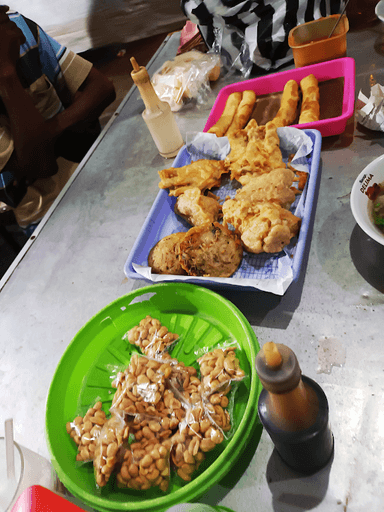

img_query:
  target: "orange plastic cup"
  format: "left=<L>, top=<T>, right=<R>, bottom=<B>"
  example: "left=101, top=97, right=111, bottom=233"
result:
left=288, top=15, right=349, bottom=68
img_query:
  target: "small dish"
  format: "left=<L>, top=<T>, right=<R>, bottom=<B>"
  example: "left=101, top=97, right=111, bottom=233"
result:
left=350, top=154, right=384, bottom=246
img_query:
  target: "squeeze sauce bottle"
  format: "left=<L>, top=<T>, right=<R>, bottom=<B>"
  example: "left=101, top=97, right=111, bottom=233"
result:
left=255, top=342, right=334, bottom=473
left=130, top=57, right=184, bottom=158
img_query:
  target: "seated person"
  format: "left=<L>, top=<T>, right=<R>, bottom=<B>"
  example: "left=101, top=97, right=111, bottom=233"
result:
left=0, top=6, right=116, bottom=231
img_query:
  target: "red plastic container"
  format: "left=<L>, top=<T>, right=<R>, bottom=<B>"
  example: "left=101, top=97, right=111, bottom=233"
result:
left=204, top=57, right=355, bottom=137
left=11, top=486, right=87, bottom=512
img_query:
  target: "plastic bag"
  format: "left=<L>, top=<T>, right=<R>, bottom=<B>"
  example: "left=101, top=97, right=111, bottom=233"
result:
left=93, top=412, right=130, bottom=488
left=66, top=401, right=108, bottom=463
left=152, top=50, right=221, bottom=111
left=123, top=315, right=180, bottom=358
left=181, top=0, right=344, bottom=75
left=117, top=432, right=172, bottom=491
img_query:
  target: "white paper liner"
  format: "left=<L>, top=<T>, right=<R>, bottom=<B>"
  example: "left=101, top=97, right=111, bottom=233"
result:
left=132, top=127, right=313, bottom=295
left=357, top=83, right=384, bottom=131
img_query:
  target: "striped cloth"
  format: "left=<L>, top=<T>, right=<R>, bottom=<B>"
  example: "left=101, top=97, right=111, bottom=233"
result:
left=181, top=0, right=344, bottom=73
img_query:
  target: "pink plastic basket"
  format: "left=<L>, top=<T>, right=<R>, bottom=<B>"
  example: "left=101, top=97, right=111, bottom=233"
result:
left=204, top=57, right=355, bottom=137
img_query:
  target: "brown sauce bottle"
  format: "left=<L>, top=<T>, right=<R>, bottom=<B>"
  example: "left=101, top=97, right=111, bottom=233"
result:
left=256, top=342, right=334, bottom=473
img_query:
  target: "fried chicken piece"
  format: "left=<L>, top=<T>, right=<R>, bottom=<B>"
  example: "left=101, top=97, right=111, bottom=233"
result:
left=178, top=222, right=243, bottom=277
left=158, top=159, right=228, bottom=196
left=175, top=187, right=222, bottom=226
left=222, top=199, right=301, bottom=254
left=236, top=168, right=296, bottom=209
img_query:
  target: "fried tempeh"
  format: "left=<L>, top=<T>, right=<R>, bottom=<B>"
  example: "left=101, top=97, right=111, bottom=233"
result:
left=298, top=74, right=320, bottom=124
left=207, top=92, right=242, bottom=137
left=272, top=79, right=299, bottom=127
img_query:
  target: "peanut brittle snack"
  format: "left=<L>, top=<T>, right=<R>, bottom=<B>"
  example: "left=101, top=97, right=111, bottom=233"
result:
left=93, top=413, right=130, bottom=488
left=66, top=401, right=108, bottom=462
left=117, top=434, right=172, bottom=491
left=111, top=353, right=170, bottom=413
left=197, top=347, right=246, bottom=397
left=124, top=316, right=179, bottom=358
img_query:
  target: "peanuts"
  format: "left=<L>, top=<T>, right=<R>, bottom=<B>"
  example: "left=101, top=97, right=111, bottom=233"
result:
left=124, top=316, right=179, bottom=357
left=68, top=319, right=247, bottom=492
left=93, top=414, right=129, bottom=488
left=117, top=438, right=171, bottom=491
left=198, top=347, right=245, bottom=396
left=66, top=402, right=107, bottom=462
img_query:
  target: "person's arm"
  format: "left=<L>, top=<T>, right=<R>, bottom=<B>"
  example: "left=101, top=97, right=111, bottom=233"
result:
left=0, top=6, right=116, bottom=183
left=49, top=66, right=115, bottom=135
left=0, top=6, right=58, bottom=182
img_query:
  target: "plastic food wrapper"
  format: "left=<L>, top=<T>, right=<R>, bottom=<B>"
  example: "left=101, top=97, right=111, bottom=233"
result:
left=123, top=315, right=180, bottom=358
left=93, top=413, right=130, bottom=488
left=196, top=346, right=246, bottom=397
left=132, top=127, right=313, bottom=295
left=111, top=353, right=169, bottom=413
left=117, top=433, right=172, bottom=492
left=152, top=50, right=221, bottom=111
left=66, top=401, right=108, bottom=463
left=357, top=82, right=384, bottom=131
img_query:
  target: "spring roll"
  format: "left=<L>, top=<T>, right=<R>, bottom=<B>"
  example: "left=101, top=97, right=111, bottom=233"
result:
left=207, top=91, right=242, bottom=137
left=226, top=90, right=257, bottom=135
left=298, top=74, right=320, bottom=124
left=273, top=79, right=299, bottom=127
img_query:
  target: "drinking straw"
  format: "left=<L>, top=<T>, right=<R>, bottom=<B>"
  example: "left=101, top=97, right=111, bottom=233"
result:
left=328, top=0, right=350, bottom=38
left=5, top=419, right=15, bottom=481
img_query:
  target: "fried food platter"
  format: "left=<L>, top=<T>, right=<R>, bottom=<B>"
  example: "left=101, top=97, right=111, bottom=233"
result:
left=125, top=128, right=321, bottom=295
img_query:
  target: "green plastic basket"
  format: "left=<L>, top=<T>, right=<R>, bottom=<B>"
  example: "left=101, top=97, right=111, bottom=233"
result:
left=46, top=283, right=261, bottom=511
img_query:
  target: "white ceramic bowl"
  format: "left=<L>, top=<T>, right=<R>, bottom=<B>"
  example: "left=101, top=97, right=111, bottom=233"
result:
left=350, top=154, right=384, bottom=245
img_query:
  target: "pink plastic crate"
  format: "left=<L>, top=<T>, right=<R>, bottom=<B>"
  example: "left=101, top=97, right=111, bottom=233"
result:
left=204, top=57, right=355, bottom=137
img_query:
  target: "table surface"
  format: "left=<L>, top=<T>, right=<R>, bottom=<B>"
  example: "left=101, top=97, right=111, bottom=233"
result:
left=2, top=21, right=384, bottom=512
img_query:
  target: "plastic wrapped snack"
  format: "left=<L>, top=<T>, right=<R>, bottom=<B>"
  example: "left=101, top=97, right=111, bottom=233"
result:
left=197, top=346, right=246, bottom=397
left=124, top=316, right=179, bottom=358
left=93, top=413, right=130, bottom=488
left=117, top=419, right=173, bottom=492
left=66, top=401, right=108, bottom=462
left=152, top=50, right=221, bottom=111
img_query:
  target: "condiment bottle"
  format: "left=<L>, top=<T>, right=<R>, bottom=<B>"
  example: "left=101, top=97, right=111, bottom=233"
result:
left=255, top=342, right=334, bottom=473
left=130, top=57, right=184, bottom=158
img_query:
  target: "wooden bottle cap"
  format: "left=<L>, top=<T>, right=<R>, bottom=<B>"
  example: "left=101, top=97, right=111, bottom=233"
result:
left=263, top=341, right=282, bottom=369
left=130, top=56, right=149, bottom=84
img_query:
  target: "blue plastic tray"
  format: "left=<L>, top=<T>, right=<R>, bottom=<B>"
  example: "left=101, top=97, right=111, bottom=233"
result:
left=124, top=129, right=322, bottom=294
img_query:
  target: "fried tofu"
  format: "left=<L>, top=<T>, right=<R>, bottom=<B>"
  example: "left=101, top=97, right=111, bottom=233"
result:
left=222, top=198, right=301, bottom=254
left=174, top=187, right=222, bottom=226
